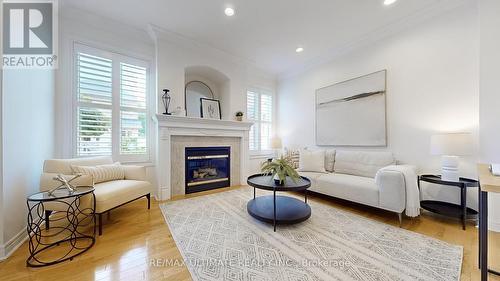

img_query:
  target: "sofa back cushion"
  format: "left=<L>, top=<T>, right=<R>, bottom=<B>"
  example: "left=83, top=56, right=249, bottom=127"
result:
left=71, top=162, right=125, bottom=184
left=44, top=156, right=113, bottom=174
left=334, top=151, right=395, bottom=178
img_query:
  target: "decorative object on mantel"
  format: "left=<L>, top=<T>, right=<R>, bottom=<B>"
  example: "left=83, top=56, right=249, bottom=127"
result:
left=430, top=132, right=472, bottom=182
left=200, top=98, right=221, bottom=119
left=261, top=156, right=300, bottom=185
left=47, top=174, right=82, bottom=196
left=316, top=70, right=387, bottom=146
left=171, top=106, right=186, bottom=116
left=235, top=111, right=244, bottom=121
left=161, top=89, right=171, bottom=115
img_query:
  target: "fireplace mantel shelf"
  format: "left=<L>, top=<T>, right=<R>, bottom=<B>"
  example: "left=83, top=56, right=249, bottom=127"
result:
left=154, top=114, right=253, bottom=131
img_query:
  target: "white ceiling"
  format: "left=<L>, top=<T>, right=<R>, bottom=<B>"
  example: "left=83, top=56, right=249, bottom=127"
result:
left=61, top=0, right=465, bottom=76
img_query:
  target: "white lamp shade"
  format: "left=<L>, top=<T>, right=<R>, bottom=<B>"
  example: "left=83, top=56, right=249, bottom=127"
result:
left=430, top=133, right=473, bottom=156
left=270, top=136, right=282, bottom=149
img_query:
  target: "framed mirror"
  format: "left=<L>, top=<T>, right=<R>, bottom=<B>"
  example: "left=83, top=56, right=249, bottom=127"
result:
left=185, top=81, right=215, bottom=118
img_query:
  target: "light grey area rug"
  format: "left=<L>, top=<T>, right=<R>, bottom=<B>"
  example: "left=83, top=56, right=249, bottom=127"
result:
left=160, top=188, right=462, bottom=281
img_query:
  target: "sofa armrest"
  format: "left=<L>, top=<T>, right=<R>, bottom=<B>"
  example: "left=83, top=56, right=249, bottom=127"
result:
left=122, top=165, right=147, bottom=181
left=375, top=169, right=406, bottom=213
left=40, top=173, right=94, bottom=192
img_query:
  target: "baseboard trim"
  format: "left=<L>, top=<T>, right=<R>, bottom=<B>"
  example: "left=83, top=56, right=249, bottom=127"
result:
left=489, top=219, right=500, bottom=233
left=0, top=228, right=28, bottom=261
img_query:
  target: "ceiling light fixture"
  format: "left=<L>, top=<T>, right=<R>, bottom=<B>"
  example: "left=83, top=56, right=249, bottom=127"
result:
left=295, top=47, right=304, bottom=53
left=224, top=7, right=235, bottom=16
left=384, top=0, right=397, bottom=5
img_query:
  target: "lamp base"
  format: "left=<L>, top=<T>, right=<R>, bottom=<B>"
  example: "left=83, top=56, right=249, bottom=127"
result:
left=441, top=155, right=459, bottom=182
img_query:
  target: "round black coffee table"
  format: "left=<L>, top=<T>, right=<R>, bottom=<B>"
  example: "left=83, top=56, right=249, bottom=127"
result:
left=247, top=174, right=311, bottom=232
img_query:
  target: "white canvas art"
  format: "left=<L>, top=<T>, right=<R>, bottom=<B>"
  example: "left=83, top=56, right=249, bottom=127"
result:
left=316, top=70, right=387, bottom=146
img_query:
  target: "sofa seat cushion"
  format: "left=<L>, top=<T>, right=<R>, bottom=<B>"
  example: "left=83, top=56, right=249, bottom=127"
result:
left=314, top=173, right=379, bottom=207
left=94, top=180, right=151, bottom=213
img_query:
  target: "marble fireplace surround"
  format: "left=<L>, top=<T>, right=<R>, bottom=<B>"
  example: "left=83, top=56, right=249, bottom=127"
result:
left=155, top=115, right=253, bottom=200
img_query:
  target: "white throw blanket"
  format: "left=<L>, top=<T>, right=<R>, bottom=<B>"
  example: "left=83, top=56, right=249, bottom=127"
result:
left=377, top=165, right=421, bottom=217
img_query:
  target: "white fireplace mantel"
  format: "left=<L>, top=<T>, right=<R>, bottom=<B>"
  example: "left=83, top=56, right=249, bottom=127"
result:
left=154, top=114, right=253, bottom=200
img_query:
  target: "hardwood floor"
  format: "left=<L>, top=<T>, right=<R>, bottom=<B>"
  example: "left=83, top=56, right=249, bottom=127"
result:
left=1, top=185, right=499, bottom=281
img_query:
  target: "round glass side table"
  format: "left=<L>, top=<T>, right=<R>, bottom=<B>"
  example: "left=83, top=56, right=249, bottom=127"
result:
left=26, top=186, right=96, bottom=267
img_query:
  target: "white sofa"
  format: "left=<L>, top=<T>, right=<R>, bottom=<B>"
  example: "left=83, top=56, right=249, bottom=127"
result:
left=40, top=156, right=152, bottom=235
left=295, top=150, right=411, bottom=225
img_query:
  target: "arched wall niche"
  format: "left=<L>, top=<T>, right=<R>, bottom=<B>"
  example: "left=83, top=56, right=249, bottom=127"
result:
left=185, top=65, right=231, bottom=119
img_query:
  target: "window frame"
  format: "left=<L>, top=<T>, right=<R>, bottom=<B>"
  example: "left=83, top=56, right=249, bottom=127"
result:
left=72, top=43, right=153, bottom=163
left=247, top=87, right=275, bottom=156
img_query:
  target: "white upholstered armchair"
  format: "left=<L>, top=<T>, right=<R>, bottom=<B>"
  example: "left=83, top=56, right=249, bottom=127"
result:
left=40, top=156, right=152, bottom=235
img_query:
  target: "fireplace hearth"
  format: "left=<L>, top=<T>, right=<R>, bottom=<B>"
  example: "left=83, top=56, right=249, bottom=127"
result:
left=185, top=147, right=230, bottom=194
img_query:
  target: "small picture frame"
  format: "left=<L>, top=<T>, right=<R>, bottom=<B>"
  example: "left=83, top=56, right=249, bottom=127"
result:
left=200, top=98, right=221, bottom=119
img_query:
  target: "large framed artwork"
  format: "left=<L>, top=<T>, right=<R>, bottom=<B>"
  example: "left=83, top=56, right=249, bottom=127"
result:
left=315, top=70, right=387, bottom=146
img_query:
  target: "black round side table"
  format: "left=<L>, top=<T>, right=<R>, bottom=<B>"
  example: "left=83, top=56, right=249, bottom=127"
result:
left=247, top=174, right=311, bottom=232
left=418, top=175, right=478, bottom=230
left=26, top=187, right=96, bottom=267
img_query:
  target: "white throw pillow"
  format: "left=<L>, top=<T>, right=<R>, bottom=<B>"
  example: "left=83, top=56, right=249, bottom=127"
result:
left=298, top=149, right=327, bottom=173
left=71, top=162, right=125, bottom=184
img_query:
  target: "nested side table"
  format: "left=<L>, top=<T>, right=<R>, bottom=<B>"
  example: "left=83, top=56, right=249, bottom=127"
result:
left=418, top=174, right=478, bottom=230
left=26, top=187, right=96, bottom=267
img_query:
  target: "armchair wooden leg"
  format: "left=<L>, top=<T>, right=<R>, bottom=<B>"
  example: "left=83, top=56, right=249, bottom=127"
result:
left=398, top=212, right=403, bottom=228
left=146, top=193, right=150, bottom=210
left=98, top=213, right=103, bottom=236
left=107, top=211, right=111, bottom=220
left=45, top=210, right=52, bottom=230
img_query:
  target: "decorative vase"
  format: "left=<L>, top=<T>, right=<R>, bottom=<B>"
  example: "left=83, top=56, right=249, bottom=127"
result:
left=236, top=116, right=243, bottom=121
left=273, top=174, right=284, bottom=186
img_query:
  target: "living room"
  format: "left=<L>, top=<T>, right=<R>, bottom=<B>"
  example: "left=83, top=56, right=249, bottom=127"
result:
left=0, top=0, right=499, bottom=280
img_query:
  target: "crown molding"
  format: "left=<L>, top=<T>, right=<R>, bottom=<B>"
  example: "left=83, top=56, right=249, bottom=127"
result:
left=279, top=0, right=473, bottom=80
left=147, top=24, right=276, bottom=80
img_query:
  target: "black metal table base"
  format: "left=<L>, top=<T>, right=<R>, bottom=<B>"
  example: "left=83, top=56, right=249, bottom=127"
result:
left=479, top=189, right=500, bottom=280
left=247, top=195, right=311, bottom=232
left=26, top=192, right=96, bottom=267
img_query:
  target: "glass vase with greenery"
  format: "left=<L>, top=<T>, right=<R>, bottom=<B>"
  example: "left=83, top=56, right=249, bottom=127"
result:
left=261, top=156, right=300, bottom=185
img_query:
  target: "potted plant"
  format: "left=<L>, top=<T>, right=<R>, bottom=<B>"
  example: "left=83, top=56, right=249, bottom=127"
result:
left=235, top=111, right=244, bottom=121
left=261, top=156, right=300, bottom=186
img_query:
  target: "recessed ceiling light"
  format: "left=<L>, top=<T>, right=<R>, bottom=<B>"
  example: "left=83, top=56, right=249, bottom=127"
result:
left=224, top=7, right=235, bottom=16
left=295, top=47, right=304, bottom=53
left=384, top=0, right=397, bottom=5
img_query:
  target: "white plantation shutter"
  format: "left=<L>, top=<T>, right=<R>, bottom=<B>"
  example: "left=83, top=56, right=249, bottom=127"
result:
left=120, top=63, right=148, bottom=155
left=75, top=44, right=150, bottom=162
left=246, top=90, right=273, bottom=152
left=77, top=53, right=113, bottom=105
left=77, top=107, right=112, bottom=156
left=77, top=52, right=113, bottom=156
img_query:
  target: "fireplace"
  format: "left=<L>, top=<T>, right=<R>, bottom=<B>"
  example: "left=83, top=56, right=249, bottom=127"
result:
left=185, top=147, right=230, bottom=194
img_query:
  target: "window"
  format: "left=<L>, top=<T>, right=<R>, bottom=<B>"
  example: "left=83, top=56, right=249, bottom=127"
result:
left=75, top=44, right=150, bottom=162
left=247, top=89, right=273, bottom=153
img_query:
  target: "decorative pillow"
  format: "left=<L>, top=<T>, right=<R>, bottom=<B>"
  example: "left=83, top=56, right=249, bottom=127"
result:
left=334, top=151, right=395, bottom=178
left=324, top=149, right=336, bottom=172
left=284, top=148, right=300, bottom=169
left=298, top=149, right=327, bottom=173
left=71, top=162, right=125, bottom=184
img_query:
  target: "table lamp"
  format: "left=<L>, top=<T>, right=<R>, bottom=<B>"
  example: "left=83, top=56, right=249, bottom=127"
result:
left=430, top=133, right=473, bottom=182
left=270, top=136, right=283, bottom=158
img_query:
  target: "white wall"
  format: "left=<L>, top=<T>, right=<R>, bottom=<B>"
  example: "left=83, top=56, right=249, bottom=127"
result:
left=1, top=69, right=55, bottom=257
left=278, top=4, right=480, bottom=208
left=155, top=31, right=276, bottom=121
left=479, top=0, right=500, bottom=231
